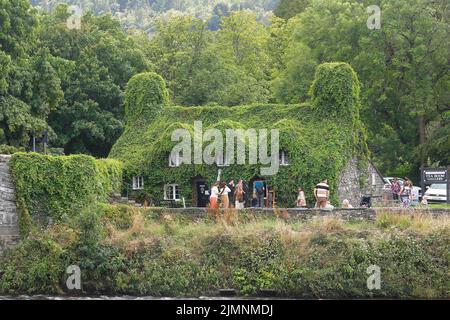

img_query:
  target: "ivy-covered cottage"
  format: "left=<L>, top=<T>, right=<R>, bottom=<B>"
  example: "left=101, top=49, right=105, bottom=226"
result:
left=109, top=62, right=384, bottom=207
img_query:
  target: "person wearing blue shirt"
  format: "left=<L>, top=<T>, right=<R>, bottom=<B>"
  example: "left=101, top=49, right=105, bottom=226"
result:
left=254, top=180, right=265, bottom=208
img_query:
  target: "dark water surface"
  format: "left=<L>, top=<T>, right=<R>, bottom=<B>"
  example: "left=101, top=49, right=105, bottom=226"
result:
left=0, top=295, right=290, bottom=300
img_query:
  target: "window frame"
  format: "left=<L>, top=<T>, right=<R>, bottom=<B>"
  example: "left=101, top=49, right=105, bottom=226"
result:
left=132, top=176, right=144, bottom=190
left=279, top=150, right=290, bottom=166
left=169, top=152, right=181, bottom=167
left=164, top=184, right=180, bottom=201
left=216, top=152, right=230, bottom=167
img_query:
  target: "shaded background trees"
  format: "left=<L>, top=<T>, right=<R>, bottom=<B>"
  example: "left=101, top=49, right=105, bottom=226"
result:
left=40, top=6, right=150, bottom=156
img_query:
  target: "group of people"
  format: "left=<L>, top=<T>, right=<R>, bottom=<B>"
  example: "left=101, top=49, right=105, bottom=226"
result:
left=209, top=177, right=358, bottom=210
left=297, top=178, right=353, bottom=209
left=208, top=179, right=269, bottom=210
left=209, top=176, right=430, bottom=210
left=296, top=178, right=332, bottom=209
left=209, top=180, right=247, bottom=210
left=390, top=177, right=424, bottom=208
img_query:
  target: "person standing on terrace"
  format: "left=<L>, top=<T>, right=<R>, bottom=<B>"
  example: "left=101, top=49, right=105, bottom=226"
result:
left=219, top=181, right=231, bottom=209
left=391, top=178, right=401, bottom=201
left=234, top=180, right=245, bottom=210
left=296, top=187, right=307, bottom=207
left=314, top=179, right=330, bottom=209
left=209, top=182, right=220, bottom=209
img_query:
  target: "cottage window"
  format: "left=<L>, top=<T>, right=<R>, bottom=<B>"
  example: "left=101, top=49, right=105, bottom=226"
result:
left=216, top=152, right=230, bottom=167
left=279, top=150, right=289, bottom=166
left=169, top=152, right=181, bottom=167
left=132, top=176, right=144, bottom=190
left=372, top=173, right=377, bottom=186
left=164, top=184, right=180, bottom=201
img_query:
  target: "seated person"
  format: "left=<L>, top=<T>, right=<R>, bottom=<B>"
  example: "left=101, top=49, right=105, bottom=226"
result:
left=342, top=199, right=353, bottom=209
left=323, top=201, right=334, bottom=210
left=360, top=196, right=371, bottom=208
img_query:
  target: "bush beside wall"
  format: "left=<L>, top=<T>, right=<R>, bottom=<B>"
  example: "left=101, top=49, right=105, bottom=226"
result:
left=10, top=152, right=122, bottom=225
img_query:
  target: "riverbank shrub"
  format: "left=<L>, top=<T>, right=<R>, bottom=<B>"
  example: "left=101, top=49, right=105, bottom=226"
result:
left=10, top=153, right=123, bottom=225
left=0, top=205, right=448, bottom=298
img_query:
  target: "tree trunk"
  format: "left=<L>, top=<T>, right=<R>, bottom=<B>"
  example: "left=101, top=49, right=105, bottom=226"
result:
left=418, top=114, right=426, bottom=166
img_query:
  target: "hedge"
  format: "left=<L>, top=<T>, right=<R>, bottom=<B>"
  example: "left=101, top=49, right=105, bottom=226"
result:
left=10, top=152, right=123, bottom=226
left=109, top=63, right=369, bottom=206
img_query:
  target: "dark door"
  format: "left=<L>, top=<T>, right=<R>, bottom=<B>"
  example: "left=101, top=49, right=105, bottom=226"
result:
left=196, top=181, right=209, bottom=207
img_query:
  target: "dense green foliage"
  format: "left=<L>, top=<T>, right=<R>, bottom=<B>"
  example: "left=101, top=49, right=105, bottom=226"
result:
left=143, top=11, right=273, bottom=106
left=0, top=144, right=25, bottom=155
left=10, top=152, right=123, bottom=225
left=310, top=62, right=361, bottom=120
left=0, top=206, right=448, bottom=298
left=0, top=0, right=62, bottom=146
left=1, top=0, right=448, bottom=180
left=31, top=0, right=278, bottom=33
left=0, top=1, right=150, bottom=156
left=273, top=0, right=310, bottom=19
left=41, top=6, right=151, bottom=157
left=124, top=72, right=169, bottom=123
left=272, top=0, right=449, bottom=177
left=110, top=62, right=366, bottom=206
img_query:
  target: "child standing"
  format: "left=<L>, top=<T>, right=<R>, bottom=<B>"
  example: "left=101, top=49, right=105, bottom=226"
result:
left=421, top=196, right=429, bottom=208
left=296, top=188, right=307, bottom=207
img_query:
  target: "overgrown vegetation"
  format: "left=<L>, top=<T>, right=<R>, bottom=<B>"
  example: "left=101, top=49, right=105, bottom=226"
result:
left=9, top=152, right=123, bottom=228
left=109, top=62, right=367, bottom=206
left=2, top=0, right=448, bottom=177
left=0, top=205, right=448, bottom=298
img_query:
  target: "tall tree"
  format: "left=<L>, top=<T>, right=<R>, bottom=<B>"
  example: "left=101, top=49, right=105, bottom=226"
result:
left=0, top=0, right=62, bottom=146
left=215, top=11, right=272, bottom=105
left=40, top=5, right=150, bottom=156
left=145, top=15, right=211, bottom=104
left=145, top=12, right=272, bottom=106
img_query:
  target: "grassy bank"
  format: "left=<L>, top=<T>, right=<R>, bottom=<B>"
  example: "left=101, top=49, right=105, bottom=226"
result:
left=429, top=203, right=450, bottom=209
left=0, top=205, right=448, bottom=298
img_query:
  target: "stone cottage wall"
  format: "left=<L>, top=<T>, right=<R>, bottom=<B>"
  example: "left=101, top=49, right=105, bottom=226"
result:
left=0, top=155, right=19, bottom=252
left=338, top=158, right=385, bottom=207
left=364, top=162, right=385, bottom=203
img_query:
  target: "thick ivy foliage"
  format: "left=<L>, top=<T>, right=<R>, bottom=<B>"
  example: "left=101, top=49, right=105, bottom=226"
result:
left=10, top=152, right=123, bottom=227
left=110, top=63, right=368, bottom=206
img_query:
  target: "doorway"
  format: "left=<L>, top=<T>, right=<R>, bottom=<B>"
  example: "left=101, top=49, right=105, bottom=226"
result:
left=195, top=180, right=210, bottom=207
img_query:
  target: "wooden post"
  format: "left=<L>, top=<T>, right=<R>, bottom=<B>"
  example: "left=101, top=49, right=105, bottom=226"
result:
left=420, top=165, right=425, bottom=202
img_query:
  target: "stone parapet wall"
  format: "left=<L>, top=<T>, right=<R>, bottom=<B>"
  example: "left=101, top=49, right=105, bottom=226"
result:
left=0, top=155, right=19, bottom=252
left=143, top=206, right=450, bottom=221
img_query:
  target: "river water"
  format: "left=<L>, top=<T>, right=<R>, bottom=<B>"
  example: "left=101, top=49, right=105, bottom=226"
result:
left=0, top=295, right=287, bottom=300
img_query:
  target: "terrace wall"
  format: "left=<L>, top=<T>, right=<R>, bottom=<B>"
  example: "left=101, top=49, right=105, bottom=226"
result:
left=0, top=155, right=19, bottom=252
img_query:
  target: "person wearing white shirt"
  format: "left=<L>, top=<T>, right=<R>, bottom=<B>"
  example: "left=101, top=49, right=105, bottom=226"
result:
left=219, top=182, right=231, bottom=209
left=209, top=182, right=220, bottom=209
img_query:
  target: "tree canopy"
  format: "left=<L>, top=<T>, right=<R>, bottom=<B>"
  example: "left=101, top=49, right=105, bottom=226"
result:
left=0, top=0, right=447, bottom=180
